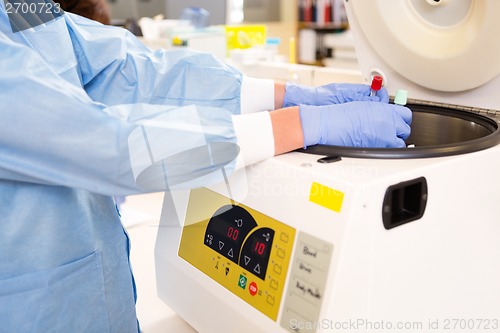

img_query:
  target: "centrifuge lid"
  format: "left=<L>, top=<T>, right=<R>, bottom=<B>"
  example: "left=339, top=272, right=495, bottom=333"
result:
left=345, top=0, right=500, bottom=110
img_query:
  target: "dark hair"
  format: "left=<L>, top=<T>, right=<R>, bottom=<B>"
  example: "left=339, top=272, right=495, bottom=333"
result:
left=53, top=0, right=111, bottom=25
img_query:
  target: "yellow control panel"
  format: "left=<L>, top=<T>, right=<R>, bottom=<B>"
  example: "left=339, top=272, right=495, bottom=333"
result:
left=178, top=188, right=296, bottom=321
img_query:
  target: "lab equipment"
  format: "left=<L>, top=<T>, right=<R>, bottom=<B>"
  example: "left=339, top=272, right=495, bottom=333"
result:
left=299, top=102, right=411, bottom=148
left=264, top=37, right=281, bottom=62
left=165, top=0, right=229, bottom=26
left=169, top=27, right=228, bottom=61
left=179, top=7, right=209, bottom=28
left=282, top=81, right=389, bottom=107
left=394, top=89, right=408, bottom=106
left=156, top=1, right=500, bottom=332
left=369, top=75, right=382, bottom=97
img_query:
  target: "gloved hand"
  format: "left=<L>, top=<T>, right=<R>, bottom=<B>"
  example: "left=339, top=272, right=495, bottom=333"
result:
left=300, top=101, right=412, bottom=148
left=283, top=82, right=390, bottom=107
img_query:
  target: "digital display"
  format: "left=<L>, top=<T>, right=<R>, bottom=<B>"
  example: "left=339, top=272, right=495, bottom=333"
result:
left=251, top=238, right=267, bottom=257
left=204, top=205, right=276, bottom=280
left=210, top=217, right=240, bottom=244
left=240, top=227, right=275, bottom=280
left=204, top=205, right=257, bottom=264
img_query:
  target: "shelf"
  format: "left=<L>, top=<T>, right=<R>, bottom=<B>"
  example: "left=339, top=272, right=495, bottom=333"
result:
left=296, top=0, right=350, bottom=66
left=298, top=22, right=348, bottom=31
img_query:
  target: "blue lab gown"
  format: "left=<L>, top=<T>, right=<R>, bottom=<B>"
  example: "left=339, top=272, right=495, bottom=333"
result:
left=0, top=2, right=244, bottom=332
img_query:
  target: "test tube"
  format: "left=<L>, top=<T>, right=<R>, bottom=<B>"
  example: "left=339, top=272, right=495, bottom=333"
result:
left=394, top=89, right=408, bottom=105
left=370, top=75, right=383, bottom=97
left=394, top=89, right=412, bottom=148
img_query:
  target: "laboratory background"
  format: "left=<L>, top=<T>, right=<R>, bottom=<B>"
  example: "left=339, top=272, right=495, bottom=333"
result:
left=98, top=0, right=500, bottom=332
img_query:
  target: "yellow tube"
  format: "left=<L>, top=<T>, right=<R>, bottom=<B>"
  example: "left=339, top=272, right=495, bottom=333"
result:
left=289, top=36, right=296, bottom=64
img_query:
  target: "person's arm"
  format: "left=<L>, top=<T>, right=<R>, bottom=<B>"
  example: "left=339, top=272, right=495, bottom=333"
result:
left=65, top=14, right=291, bottom=117
left=63, top=13, right=245, bottom=115
left=1, top=12, right=411, bottom=205
left=0, top=35, right=242, bottom=195
left=274, top=82, right=286, bottom=110
left=269, top=82, right=412, bottom=151
left=0, top=32, right=312, bottom=198
left=229, top=81, right=302, bottom=168
left=270, top=106, right=303, bottom=155
left=233, top=80, right=412, bottom=168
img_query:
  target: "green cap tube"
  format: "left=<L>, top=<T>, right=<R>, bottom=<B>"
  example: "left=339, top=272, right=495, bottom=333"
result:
left=394, top=89, right=408, bottom=105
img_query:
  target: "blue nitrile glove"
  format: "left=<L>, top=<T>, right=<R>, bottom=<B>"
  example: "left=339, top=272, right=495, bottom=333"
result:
left=300, top=101, right=412, bottom=148
left=283, top=82, right=390, bottom=107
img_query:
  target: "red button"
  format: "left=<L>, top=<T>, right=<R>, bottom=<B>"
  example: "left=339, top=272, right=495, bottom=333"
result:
left=249, top=282, right=258, bottom=296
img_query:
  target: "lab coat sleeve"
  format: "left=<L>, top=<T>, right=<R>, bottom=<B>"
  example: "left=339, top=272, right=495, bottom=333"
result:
left=231, top=112, right=275, bottom=168
left=64, top=13, right=244, bottom=114
left=0, top=36, right=241, bottom=196
left=240, top=77, right=276, bottom=114
left=235, top=76, right=276, bottom=163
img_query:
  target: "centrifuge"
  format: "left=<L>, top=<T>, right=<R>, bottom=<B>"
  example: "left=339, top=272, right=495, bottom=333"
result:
left=155, top=1, right=500, bottom=332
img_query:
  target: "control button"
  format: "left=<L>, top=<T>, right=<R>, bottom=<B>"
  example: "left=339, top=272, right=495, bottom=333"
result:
left=249, top=281, right=258, bottom=296
left=244, top=256, right=251, bottom=265
left=254, top=264, right=261, bottom=275
left=238, top=274, right=247, bottom=289
left=270, top=279, right=278, bottom=290
left=228, top=248, right=234, bottom=258
left=273, top=264, right=282, bottom=275
left=280, top=232, right=290, bottom=243
left=267, top=295, right=275, bottom=306
left=277, top=248, right=286, bottom=259
left=219, top=241, right=224, bottom=250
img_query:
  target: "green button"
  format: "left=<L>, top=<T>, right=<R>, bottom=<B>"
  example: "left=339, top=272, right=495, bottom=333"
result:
left=238, top=274, right=247, bottom=289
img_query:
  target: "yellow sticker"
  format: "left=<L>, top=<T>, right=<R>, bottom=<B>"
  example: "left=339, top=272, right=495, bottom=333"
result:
left=225, top=25, right=267, bottom=50
left=309, top=182, right=344, bottom=213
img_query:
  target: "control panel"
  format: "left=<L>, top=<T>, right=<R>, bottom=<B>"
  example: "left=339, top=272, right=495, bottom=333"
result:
left=178, top=188, right=296, bottom=321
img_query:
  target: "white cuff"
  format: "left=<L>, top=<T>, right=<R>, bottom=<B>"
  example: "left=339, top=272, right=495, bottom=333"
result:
left=240, top=77, right=275, bottom=114
left=232, top=112, right=275, bottom=169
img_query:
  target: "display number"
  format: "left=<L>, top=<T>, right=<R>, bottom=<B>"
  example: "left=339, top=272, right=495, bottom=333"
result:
left=227, top=227, right=239, bottom=241
left=254, top=241, right=266, bottom=256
